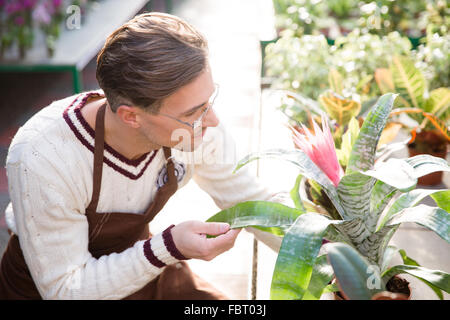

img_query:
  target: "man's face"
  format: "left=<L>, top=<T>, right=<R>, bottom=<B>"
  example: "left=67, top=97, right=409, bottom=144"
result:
left=135, top=67, right=220, bottom=151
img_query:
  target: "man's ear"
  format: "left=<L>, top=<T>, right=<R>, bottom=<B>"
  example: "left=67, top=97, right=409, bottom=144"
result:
left=116, top=105, right=141, bottom=128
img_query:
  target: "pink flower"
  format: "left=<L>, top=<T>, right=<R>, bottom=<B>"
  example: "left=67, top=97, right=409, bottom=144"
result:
left=32, top=1, right=51, bottom=25
left=52, top=0, right=62, bottom=8
left=291, top=115, right=344, bottom=187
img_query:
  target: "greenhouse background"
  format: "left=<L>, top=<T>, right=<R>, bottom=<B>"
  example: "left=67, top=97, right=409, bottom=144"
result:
left=0, top=0, right=448, bottom=300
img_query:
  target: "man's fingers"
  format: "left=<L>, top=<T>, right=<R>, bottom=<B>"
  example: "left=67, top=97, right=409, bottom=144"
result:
left=206, top=228, right=241, bottom=249
left=196, top=222, right=231, bottom=236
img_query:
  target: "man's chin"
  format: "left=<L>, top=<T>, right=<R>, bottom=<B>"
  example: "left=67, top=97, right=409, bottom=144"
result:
left=171, top=137, right=204, bottom=152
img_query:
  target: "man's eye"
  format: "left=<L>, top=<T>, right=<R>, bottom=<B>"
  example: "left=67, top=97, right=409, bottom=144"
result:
left=185, top=110, right=197, bottom=117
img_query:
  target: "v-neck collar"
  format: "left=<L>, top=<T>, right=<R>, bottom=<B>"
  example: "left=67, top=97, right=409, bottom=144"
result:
left=63, top=92, right=159, bottom=180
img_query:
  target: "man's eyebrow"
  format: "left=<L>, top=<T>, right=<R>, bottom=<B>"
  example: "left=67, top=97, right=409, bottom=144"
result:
left=179, top=101, right=207, bottom=116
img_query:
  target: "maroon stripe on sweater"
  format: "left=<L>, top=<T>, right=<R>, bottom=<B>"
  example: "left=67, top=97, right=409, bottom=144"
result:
left=62, top=92, right=159, bottom=180
left=73, top=102, right=150, bottom=167
left=143, top=238, right=166, bottom=268
left=162, top=225, right=188, bottom=260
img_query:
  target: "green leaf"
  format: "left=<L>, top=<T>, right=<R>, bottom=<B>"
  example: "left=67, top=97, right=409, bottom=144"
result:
left=376, top=188, right=448, bottom=232
left=290, top=174, right=306, bottom=211
left=327, top=242, right=385, bottom=300
left=206, top=201, right=302, bottom=236
left=382, top=265, right=450, bottom=295
left=337, top=117, right=360, bottom=168
left=396, top=249, right=444, bottom=300
left=302, top=254, right=334, bottom=300
left=398, top=249, right=420, bottom=267
left=270, top=213, right=347, bottom=299
left=390, top=55, right=426, bottom=110
left=381, top=245, right=399, bottom=273
left=431, top=190, right=450, bottom=212
left=385, top=205, right=450, bottom=243
left=346, top=93, right=398, bottom=174
left=323, top=283, right=340, bottom=293
left=234, top=149, right=346, bottom=218
left=369, top=181, right=400, bottom=233
left=427, top=87, right=450, bottom=118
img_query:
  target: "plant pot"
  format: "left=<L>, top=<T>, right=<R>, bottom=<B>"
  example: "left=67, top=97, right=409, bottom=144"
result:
left=407, top=130, right=448, bottom=186
left=333, top=275, right=411, bottom=300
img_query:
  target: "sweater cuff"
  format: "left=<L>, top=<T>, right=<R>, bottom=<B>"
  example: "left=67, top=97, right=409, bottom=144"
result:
left=143, top=225, right=188, bottom=268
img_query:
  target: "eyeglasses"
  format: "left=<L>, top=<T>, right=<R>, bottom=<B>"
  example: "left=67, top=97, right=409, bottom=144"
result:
left=158, top=84, right=219, bottom=131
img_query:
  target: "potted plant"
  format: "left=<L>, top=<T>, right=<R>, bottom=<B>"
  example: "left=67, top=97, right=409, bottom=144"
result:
left=1, top=0, right=36, bottom=59
left=264, top=29, right=412, bottom=104
left=375, top=55, right=450, bottom=185
left=274, top=86, right=407, bottom=218
left=33, top=0, right=64, bottom=57
left=207, top=93, right=450, bottom=299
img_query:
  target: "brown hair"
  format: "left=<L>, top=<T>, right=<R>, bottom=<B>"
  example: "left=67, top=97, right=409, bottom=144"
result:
left=96, top=12, right=208, bottom=113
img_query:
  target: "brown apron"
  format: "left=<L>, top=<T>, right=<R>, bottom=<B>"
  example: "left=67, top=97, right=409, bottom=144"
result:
left=0, top=102, right=227, bottom=300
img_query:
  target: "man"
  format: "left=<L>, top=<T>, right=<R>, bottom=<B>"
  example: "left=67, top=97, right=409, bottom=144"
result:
left=0, top=12, right=286, bottom=300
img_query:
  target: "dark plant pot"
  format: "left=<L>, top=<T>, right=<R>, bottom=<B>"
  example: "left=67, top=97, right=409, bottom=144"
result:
left=333, top=275, right=411, bottom=300
left=408, top=130, right=448, bottom=186
left=19, top=44, right=26, bottom=60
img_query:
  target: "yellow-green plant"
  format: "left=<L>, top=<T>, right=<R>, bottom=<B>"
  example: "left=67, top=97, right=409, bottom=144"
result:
left=375, top=55, right=450, bottom=147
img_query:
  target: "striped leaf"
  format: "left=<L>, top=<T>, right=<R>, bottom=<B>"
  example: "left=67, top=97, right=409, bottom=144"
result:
left=369, top=180, right=400, bottom=232
left=319, top=91, right=361, bottom=127
left=355, top=225, right=397, bottom=266
left=427, top=87, right=450, bottom=118
left=346, top=93, right=397, bottom=174
left=390, top=55, right=426, bottom=109
left=328, top=68, right=344, bottom=95
left=337, top=93, right=397, bottom=221
left=206, top=201, right=302, bottom=236
left=327, top=242, right=385, bottom=300
left=404, top=154, right=450, bottom=179
left=384, top=205, right=450, bottom=243
left=270, top=213, right=351, bottom=299
left=389, top=107, right=450, bottom=140
left=234, top=149, right=346, bottom=218
left=421, top=113, right=450, bottom=142
left=337, top=172, right=375, bottom=220
left=376, top=188, right=448, bottom=232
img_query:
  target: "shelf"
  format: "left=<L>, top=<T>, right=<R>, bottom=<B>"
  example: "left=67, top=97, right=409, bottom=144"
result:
left=0, top=0, right=151, bottom=93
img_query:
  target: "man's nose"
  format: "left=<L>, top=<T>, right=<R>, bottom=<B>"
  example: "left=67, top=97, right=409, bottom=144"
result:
left=203, top=109, right=219, bottom=127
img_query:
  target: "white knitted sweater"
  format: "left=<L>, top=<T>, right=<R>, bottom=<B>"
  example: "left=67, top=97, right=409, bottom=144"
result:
left=5, top=90, right=287, bottom=300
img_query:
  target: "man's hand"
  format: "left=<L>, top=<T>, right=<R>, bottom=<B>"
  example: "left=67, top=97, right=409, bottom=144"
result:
left=170, top=221, right=241, bottom=261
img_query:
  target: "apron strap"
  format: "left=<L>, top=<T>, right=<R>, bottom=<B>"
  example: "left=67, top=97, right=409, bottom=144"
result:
left=85, top=102, right=107, bottom=214
left=85, top=103, right=177, bottom=214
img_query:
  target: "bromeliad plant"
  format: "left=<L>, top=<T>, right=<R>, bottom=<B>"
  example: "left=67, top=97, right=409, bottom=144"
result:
left=207, top=93, right=450, bottom=299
